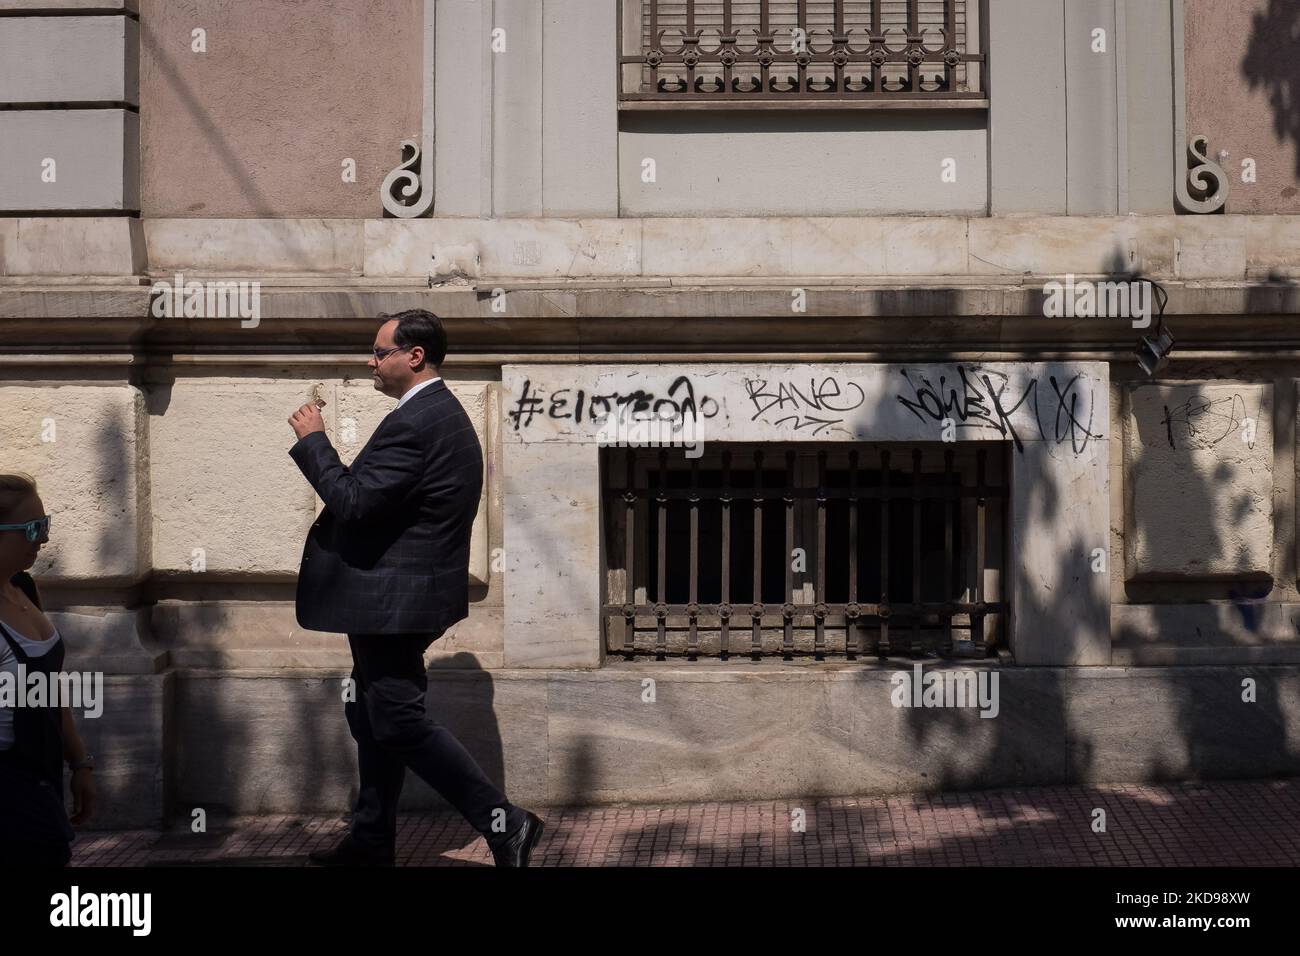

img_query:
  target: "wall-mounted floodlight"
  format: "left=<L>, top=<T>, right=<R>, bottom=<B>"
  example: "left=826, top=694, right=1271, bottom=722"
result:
left=1134, top=278, right=1173, bottom=376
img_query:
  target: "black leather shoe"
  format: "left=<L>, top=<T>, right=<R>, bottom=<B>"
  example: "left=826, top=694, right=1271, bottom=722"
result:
left=308, top=834, right=395, bottom=867
left=491, top=811, right=544, bottom=867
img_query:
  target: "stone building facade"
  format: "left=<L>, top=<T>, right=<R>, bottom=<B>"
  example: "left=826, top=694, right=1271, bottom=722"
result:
left=1, top=0, right=1298, bottom=826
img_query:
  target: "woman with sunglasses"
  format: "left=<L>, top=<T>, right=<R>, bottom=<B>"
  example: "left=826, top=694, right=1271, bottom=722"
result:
left=0, top=473, right=95, bottom=865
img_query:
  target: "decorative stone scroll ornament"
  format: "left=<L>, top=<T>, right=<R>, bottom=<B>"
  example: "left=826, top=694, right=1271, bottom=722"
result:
left=1170, top=0, right=1226, bottom=214
left=379, top=0, right=436, bottom=218
left=380, top=138, right=434, bottom=218
left=1176, top=134, right=1228, bottom=214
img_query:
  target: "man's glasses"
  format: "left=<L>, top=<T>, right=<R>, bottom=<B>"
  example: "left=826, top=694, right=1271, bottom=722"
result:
left=372, top=345, right=410, bottom=362
left=0, top=515, right=50, bottom=542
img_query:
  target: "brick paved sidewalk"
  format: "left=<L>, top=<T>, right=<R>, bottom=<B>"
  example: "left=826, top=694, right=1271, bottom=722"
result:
left=70, top=778, right=1300, bottom=867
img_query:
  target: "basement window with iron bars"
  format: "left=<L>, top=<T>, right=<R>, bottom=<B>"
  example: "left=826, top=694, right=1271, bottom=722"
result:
left=602, top=443, right=1008, bottom=662
left=619, top=0, right=986, bottom=108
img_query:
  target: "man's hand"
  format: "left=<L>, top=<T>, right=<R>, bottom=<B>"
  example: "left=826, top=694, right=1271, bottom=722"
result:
left=289, top=402, right=326, bottom=441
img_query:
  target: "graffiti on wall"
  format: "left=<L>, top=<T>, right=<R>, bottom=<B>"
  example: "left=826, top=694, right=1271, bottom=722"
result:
left=1159, top=393, right=1249, bottom=450
left=507, top=365, right=1102, bottom=455
left=742, top=376, right=866, bottom=436
left=507, top=374, right=720, bottom=432
left=895, top=365, right=1102, bottom=454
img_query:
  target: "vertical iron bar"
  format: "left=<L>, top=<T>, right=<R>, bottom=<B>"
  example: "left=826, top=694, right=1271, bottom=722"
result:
left=649, top=0, right=660, bottom=93
left=752, top=449, right=764, bottom=660
left=783, top=449, right=795, bottom=660
left=685, top=0, right=696, bottom=93
left=797, top=0, right=808, bottom=94
left=907, top=0, right=919, bottom=92
left=833, top=0, right=845, bottom=93
left=656, top=449, right=668, bottom=660
left=944, top=0, right=957, bottom=91
left=943, top=447, right=955, bottom=655
left=815, top=449, right=827, bottom=660
left=721, top=450, right=731, bottom=659
left=879, top=448, right=890, bottom=658
left=870, top=0, right=882, bottom=92
left=975, top=446, right=987, bottom=655
left=623, top=450, right=636, bottom=659
left=688, top=455, right=700, bottom=660
left=849, top=448, right=861, bottom=659
left=911, top=448, right=922, bottom=655
left=722, top=0, right=734, bottom=96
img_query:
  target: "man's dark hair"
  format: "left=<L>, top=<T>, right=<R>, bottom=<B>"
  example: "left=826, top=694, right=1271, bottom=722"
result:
left=380, top=309, right=447, bottom=368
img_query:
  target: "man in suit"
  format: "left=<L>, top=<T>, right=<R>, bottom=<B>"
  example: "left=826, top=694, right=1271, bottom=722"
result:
left=287, top=309, right=543, bottom=867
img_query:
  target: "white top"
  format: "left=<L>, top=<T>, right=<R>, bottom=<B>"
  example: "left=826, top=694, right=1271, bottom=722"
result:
left=0, top=618, right=60, bottom=751
left=395, top=376, right=441, bottom=410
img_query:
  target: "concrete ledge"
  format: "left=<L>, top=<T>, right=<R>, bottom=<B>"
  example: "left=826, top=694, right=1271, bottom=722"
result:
left=0, top=217, right=143, bottom=276
left=363, top=215, right=1300, bottom=282
left=52, top=605, right=166, bottom=674
left=147, top=598, right=503, bottom=671
left=144, top=219, right=363, bottom=275
left=1111, top=602, right=1300, bottom=665
left=150, top=663, right=1300, bottom=822
left=7, top=216, right=1296, bottom=281
left=1113, top=602, right=1300, bottom=647
left=1112, top=645, right=1300, bottom=665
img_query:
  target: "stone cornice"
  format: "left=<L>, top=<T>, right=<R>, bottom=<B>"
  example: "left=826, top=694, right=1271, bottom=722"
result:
left=0, top=279, right=1298, bottom=355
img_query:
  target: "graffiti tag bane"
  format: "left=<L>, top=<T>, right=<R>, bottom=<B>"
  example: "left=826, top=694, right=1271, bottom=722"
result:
left=743, top=376, right=866, bottom=436
left=507, top=375, right=720, bottom=431
left=895, top=366, right=1102, bottom=454
left=1160, top=394, right=1247, bottom=450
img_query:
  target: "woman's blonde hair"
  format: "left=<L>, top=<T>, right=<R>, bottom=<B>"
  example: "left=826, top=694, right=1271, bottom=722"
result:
left=0, top=473, right=38, bottom=522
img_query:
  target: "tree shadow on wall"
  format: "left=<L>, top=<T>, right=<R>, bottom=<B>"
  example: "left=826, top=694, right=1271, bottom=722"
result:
left=550, top=333, right=1299, bottom=866
left=869, top=358, right=1294, bottom=865
left=1242, top=0, right=1300, bottom=182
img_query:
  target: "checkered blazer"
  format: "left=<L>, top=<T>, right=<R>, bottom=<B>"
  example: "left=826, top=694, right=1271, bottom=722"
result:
left=288, top=379, right=482, bottom=636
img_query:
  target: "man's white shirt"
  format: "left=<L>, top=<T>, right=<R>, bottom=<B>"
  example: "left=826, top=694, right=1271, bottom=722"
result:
left=395, top=376, right=441, bottom=410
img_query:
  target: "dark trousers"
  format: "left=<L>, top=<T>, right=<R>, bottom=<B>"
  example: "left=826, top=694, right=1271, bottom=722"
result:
left=344, top=632, right=524, bottom=856
left=0, top=760, right=73, bottom=866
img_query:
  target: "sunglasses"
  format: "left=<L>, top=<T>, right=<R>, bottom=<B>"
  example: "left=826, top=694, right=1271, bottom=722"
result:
left=0, top=515, right=50, bottom=542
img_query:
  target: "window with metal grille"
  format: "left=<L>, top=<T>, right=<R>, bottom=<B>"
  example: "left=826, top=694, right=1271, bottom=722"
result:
left=602, top=443, right=1009, bottom=661
left=619, top=0, right=985, bottom=107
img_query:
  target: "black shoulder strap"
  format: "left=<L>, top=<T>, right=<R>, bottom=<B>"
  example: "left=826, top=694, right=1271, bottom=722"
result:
left=9, top=572, right=41, bottom=610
